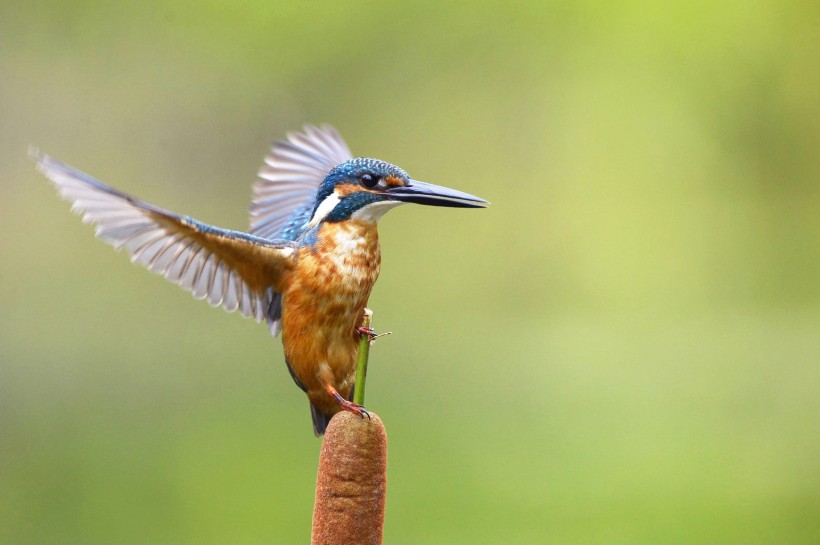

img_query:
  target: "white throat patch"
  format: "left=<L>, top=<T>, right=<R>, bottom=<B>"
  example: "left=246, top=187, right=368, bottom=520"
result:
left=351, top=200, right=404, bottom=222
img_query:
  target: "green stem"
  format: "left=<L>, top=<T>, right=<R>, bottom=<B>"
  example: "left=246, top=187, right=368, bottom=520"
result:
left=353, top=311, right=372, bottom=406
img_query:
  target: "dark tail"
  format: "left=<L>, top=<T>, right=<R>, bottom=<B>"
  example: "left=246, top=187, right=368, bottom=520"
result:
left=310, top=404, right=332, bottom=436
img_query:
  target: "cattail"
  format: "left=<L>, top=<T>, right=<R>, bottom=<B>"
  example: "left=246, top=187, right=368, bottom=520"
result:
left=311, top=411, right=388, bottom=545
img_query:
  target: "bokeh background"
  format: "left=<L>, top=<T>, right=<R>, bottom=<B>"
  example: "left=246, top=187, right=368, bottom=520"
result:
left=2, top=2, right=818, bottom=544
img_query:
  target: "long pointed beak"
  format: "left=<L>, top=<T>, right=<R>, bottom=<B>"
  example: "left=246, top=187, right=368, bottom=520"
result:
left=387, top=179, right=489, bottom=208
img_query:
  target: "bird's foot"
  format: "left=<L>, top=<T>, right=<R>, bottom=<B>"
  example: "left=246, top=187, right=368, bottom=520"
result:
left=357, top=308, right=391, bottom=344
left=327, top=384, right=371, bottom=420
left=339, top=398, right=371, bottom=420
left=356, top=325, right=376, bottom=339
left=356, top=325, right=392, bottom=344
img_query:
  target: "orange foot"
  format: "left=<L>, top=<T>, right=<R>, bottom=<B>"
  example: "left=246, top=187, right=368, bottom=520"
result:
left=356, top=325, right=391, bottom=343
left=326, top=384, right=370, bottom=420
left=356, top=325, right=377, bottom=341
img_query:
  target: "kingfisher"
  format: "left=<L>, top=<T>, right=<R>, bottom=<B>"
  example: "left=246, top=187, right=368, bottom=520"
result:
left=33, top=124, right=487, bottom=435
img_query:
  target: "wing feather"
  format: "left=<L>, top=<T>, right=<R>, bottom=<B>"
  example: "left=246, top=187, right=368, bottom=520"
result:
left=249, top=124, right=352, bottom=241
left=33, top=151, right=295, bottom=323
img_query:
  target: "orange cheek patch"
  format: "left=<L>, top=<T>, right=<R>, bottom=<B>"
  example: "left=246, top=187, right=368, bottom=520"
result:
left=334, top=184, right=360, bottom=197
left=384, top=175, right=406, bottom=187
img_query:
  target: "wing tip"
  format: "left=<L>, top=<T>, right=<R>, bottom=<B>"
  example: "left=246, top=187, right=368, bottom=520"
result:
left=29, top=149, right=82, bottom=186
left=29, top=146, right=51, bottom=175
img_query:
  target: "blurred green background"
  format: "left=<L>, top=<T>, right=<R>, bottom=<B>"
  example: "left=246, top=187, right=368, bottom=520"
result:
left=2, top=1, right=818, bottom=544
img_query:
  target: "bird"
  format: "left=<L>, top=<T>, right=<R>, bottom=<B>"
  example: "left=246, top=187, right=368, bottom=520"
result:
left=32, top=124, right=488, bottom=435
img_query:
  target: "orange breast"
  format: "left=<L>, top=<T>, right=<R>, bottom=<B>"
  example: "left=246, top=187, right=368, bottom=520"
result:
left=281, top=220, right=381, bottom=413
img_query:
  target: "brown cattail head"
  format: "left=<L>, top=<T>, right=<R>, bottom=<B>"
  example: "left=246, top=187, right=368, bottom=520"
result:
left=311, top=411, right=388, bottom=545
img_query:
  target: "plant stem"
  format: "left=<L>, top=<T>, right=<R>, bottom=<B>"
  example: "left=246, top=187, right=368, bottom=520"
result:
left=353, top=311, right=372, bottom=406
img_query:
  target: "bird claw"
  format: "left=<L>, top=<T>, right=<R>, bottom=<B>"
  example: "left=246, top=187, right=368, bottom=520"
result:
left=327, top=384, right=371, bottom=420
left=356, top=325, right=391, bottom=344
left=356, top=325, right=376, bottom=340
left=338, top=398, right=371, bottom=420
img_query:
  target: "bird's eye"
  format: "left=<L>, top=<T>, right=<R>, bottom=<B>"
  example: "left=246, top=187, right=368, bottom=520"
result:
left=359, top=173, right=379, bottom=188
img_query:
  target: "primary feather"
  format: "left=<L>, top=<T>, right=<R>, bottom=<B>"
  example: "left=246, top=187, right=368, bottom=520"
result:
left=250, top=124, right=352, bottom=241
left=32, top=151, right=296, bottom=323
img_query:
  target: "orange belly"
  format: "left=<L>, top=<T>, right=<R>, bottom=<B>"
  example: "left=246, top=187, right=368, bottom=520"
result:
left=280, top=220, right=381, bottom=416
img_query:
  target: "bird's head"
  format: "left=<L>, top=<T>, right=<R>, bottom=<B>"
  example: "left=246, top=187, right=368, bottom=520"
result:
left=306, top=157, right=487, bottom=226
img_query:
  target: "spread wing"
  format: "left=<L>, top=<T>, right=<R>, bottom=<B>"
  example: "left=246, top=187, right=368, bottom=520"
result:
left=33, top=151, right=296, bottom=324
left=250, top=124, right=352, bottom=241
